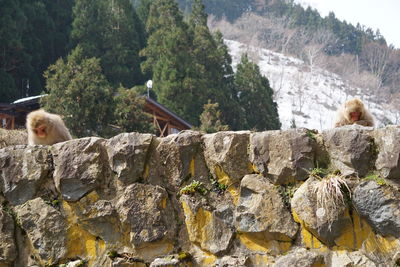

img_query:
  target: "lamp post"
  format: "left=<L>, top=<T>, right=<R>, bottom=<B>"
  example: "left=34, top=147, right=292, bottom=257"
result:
left=146, top=80, right=153, bottom=98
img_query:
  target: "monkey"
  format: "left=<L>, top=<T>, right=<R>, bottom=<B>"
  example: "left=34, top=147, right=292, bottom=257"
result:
left=334, top=98, right=374, bottom=128
left=26, top=109, right=72, bottom=145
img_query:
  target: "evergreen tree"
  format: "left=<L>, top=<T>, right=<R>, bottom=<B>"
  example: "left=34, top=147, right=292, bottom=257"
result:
left=71, top=0, right=106, bottom=56
left=0, top=0, right=31, bottom=100
left=189, top=0, right=207, bottom=27
left=135, top=0, right=153, bottom=26
left=71, top=0, right=144, bottom=88
left=0, top=70, right=17, bottom=102
left=188, top=0, right=243, bottom=128
left=113, top=87, right=155, bottom=133
left=42, top=46, right=114, bottom=137
left=234, top=54, right=281, bottom=131
left=140, top=0, right=197, bottom=123
left=199, top=100, right=229, bottom=133
left=20, top=0, right=57, bottom=95
left=0, top=0, right=73, bottom=100
left=187, top=0, right=220, bottom=124
left=213, top=31, right=244, bottom=130
left=46, top=0, right=74, bottom=59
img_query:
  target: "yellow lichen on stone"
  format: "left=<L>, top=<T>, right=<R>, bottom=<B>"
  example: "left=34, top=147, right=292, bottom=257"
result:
left=189, top=158, right=195, bottom=177
left=161, top=197, right=167, bottom=209
left=67, top=191, right=100, bottom=218
left=227, top=186, right=240, bottom=206
left=143, top=164, right=150, bottom=179
left=249, top=254, right=270, bottom=266
left=134, top=241, right=174, bottom=261
left=214, top=165, right=230, bottom=185
left=189, top=244, right=217, bottom=265
left=248, top=162, right=260, bottom=174
left=181, top=201, right=212, bottom=245
left=363, top=232, right=400, bottom=258
left=62, top=200, right=106, bottom=265
left=238, top=232, right=291, bottom=255
left=292, top=211, right=327, bottom=251
left=311, top=258, right=326, bottom=267
left=85, top=191, right=100, bottom=202
left=238, top=232, right=270, bottom=253
left=334, top=210, right=372, bottom=250
left=214, top=165, right=240, bottom=205
left=278, top=240, right=292, bottom=252
left=199, top=250, right=217, bottom=266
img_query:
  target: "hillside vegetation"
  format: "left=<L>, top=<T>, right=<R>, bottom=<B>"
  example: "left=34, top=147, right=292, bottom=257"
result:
left=178, top=0, right=400, bottom=104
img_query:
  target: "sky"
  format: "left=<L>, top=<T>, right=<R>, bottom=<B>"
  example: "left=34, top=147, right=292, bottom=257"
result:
left=294, top=0, right=400, bottom=48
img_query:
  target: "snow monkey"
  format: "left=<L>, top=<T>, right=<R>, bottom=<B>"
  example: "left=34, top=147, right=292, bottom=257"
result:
left=334, top=98, right=374, bottom=127
left=26, top=109, right=72, bottom=145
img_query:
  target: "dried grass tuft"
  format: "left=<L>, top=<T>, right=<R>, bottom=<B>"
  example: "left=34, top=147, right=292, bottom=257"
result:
left=313, top=173, right=350, bottom=230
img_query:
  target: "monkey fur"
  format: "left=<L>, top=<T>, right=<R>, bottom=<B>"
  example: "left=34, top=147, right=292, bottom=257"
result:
left=26, top=109, right=72, bottom=145
left=334, top=98, right=374, bottom=127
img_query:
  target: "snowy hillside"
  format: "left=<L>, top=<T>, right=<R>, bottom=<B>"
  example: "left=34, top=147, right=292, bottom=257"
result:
left=225, top=39, right=398, bottom=130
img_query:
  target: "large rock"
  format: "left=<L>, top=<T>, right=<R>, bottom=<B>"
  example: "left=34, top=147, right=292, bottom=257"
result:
left=353, top=181, right=400, bottom=238
left=203, top=131, right=251, bottom=184
left=180, top=195, right=235, bottom=255
left=216, top=255, right=250, bottom=266
left=291, top=177, right=351, bottom=246
left=327, top=251, right=376, bottom=267
left=0, top=145, right=52, bottom=205
left=235, top=174, right=298, bottom=239
left=15, top=198, right=67, bottom=264
left=106, top=132, right=153, bottom=185
left=0, top=208, right=17, bottom=265
left=249, top=129, right=316, bottom=184
left=374, top=126, right=400, bottom=181
left=146, top=131, right=209, bottom=191
left=322, top=126, right=374, bottom=176
left=69, top=197, right=123, bottom=244
left=272, top=248, right=324, bottom=267
left=52, top=137, right=111, bottom=201
left=116, top=183, right=176, bottom=247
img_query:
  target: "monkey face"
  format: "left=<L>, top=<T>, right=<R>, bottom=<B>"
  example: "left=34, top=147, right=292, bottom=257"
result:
left=33, top=125, right=47, bottom=138
left=349, top=111, right=361, bottom=122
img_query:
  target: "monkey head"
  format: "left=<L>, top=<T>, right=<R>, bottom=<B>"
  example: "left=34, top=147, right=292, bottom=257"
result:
left=26, top=109, right=72, bottom=145
left=344, top=98, right=364, bottom=122
left=28, top=110, right=53, bottom=138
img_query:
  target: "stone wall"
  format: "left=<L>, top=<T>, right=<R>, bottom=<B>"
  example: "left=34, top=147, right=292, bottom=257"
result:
left=0, top=126, right=399, bottom=267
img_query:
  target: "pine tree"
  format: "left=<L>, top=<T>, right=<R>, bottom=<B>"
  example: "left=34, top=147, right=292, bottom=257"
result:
left=140, top=0, right=197, bottom=123
left=0, top=0, right=71, bottom=100
left=0, top=70, right=17, bottom=102
left=113, top=87, right=155, bottom=134
left=188, top=0, right=243, bottom=128
left=42, top=46, right=114, bottom=137
left=187, top=0, right=220, bottom=125
left=20, top=0, right=58, bottom=94
left=71, top=0, right=144, bottom=88
left=213, top=31, right=244, bottom=130
left=235, top=54, right=281, bottom=131
left=135, top=0, right=152, bottom=26
left=0, top=0, right=26, bottom=101
left=199, top=100, right=229, bottom=133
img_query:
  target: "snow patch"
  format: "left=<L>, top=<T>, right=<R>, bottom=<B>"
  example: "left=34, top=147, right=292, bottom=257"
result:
left=225, top=39, right=397, bottom=130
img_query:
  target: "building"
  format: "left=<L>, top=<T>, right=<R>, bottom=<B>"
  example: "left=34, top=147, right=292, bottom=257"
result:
left=0, top=95, right=192, bottom=136
left=144, top=97, right=192, bottom=136
left=0, top=96, right=42, bottom=130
